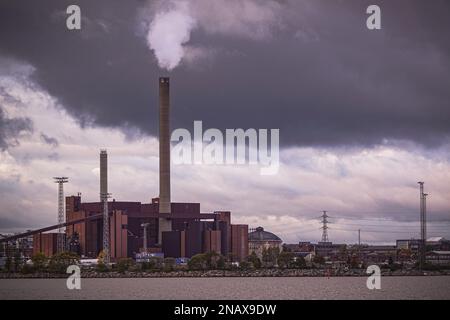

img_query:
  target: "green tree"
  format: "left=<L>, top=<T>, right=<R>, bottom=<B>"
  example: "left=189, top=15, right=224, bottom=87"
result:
left=13, top=249, right=23, bottom=272
left=247, top=252, right=262, bottom=269
left=116, top=258, right=134, bottom=273
left=148, top=257, right=163, bottom=270
left=226, top=252, right=235, bottom=263
left=48, top=252, right=80, bottom=274
left=140, top=261, right=150, bottom=271
left=204, top=251, right=225, bottom=270
left=262, top=247, right=280, bottom=268
left=163, top=257, right=176, bottom=272
left=349, top=255, right=359, bottom=269
left=291, top=256, right=306, bottom=269
left=31, top=252, right=48, bottom=271
left=20, top=263, right=35, bottom=274
left=339, top=246, right=348, bottom=260
left=188, top=253, right=208, bottom=270
left=313, top=255, right=325, bottom=265
left=277, top=251, right=295, bottom=269
left=4, top=255, right=12, bottom=272
left=216, top=255, right=226, bottom=270
left=96, top=262, right=109, bottom=272
left=388, top=256, right=394, bottom=266
left=239, top=261, right=251, bottom=270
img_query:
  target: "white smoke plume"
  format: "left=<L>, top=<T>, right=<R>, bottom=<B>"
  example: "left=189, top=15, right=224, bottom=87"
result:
left=145, top=1, right=196, bottom=71
left=144, top=0, right=282, bottom=71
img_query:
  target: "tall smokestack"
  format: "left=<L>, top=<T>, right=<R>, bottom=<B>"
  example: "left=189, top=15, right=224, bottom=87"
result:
left=158, top=77, right=172, bottom=243
left=100, top=150, right=107, bottom=199
left=100, top=149, right=110, bottom=263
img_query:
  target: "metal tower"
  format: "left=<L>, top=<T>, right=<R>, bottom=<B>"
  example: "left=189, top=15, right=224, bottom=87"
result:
left=54, top=177, right=68, bottom=253
left=418, top=181, right=427, bottom=270
left=423, top=193, right=428, bottom=241
left=100, top=192, right=111, bottom=264
left=320, top=211, right=330, bottom=243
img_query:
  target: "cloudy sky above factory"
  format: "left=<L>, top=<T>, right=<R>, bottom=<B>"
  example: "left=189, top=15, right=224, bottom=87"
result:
left=0, top=0, right=449, bottom=243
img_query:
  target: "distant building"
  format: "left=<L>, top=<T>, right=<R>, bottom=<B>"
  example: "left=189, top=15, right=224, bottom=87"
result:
left=315, top=242, right=346, bottom=260
left=283, top=242, right=315, bottom=262
left=248, top=227, right=282, bottom=259
left=161, top=220, right=249, bottom=262
left=33, top=233, right=59, bottom=257
left=359, top=245, right=397, bottom=264
left=1, top=232, right=33, bottom=259
left=284, top=242, right=315, bottom=253
left=395, top=237, right=450, bottom=258
left=426, top=251, right=450, bottom=265
left=230, top=224, right=249, bottom=262
left=427, top=237, right=450, bottom=251
left=396, top=239, right=421, bottom=252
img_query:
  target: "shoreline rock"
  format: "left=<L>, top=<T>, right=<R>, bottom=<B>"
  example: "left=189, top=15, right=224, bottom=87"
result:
left=1, top=268, right=450, bottom=279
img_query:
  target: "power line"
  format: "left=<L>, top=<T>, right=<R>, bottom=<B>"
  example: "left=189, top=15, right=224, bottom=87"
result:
left=330, top=227, right=422, bottom=234
left=312, top=214, right=450, bottom=223
left=331, top=222, right=450, bottom=229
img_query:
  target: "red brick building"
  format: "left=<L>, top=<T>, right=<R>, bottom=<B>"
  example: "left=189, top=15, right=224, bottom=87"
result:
left=63, top=195, right=248, bottom=262
left=33, top=233, right=58, bottom=257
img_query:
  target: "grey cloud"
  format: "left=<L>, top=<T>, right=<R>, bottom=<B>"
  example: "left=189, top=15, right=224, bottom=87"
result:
left=40, top=133, right=59, bottom=147
left=0, top=108, right=33, bottom=150
left=0, top=216, right=34, bottom=230
left=0, top=0, right=449, bottom=149
left=0, top=177, right=55, bottom=231
left=47, top=152, right=59, bottom=161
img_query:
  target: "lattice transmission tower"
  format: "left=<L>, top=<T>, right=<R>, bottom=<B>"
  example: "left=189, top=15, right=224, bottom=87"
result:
left=320, top=211, right=330, bottom=243
left=54, top=177, right=68, bottom=253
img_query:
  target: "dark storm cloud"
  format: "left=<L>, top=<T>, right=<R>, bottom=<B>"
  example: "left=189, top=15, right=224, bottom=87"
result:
left=0, top=0, right=449, bottom=148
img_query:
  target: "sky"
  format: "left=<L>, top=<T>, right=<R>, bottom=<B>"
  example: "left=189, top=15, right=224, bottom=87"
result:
left=0, top=0, right=449, bottom=244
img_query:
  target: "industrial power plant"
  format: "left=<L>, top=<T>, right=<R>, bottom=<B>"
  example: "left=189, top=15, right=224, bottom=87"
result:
left=0, top=79, right=442, bottom=271
left=2, top=77, right=249, bottom=263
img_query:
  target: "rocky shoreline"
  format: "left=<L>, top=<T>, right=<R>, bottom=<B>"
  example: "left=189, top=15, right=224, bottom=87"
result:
left=1, top=268, right=450, bottom=279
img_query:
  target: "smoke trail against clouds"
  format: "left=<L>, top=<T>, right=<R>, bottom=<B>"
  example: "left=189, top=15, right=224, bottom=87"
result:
left=144, top=0, right=282, bottom=71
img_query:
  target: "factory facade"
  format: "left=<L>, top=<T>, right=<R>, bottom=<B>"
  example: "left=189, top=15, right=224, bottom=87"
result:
left=64, top=196, right=248, bottom=261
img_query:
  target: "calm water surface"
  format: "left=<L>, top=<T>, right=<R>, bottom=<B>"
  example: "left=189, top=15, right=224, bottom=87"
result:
left=1, top=276, right=449, bottom=300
